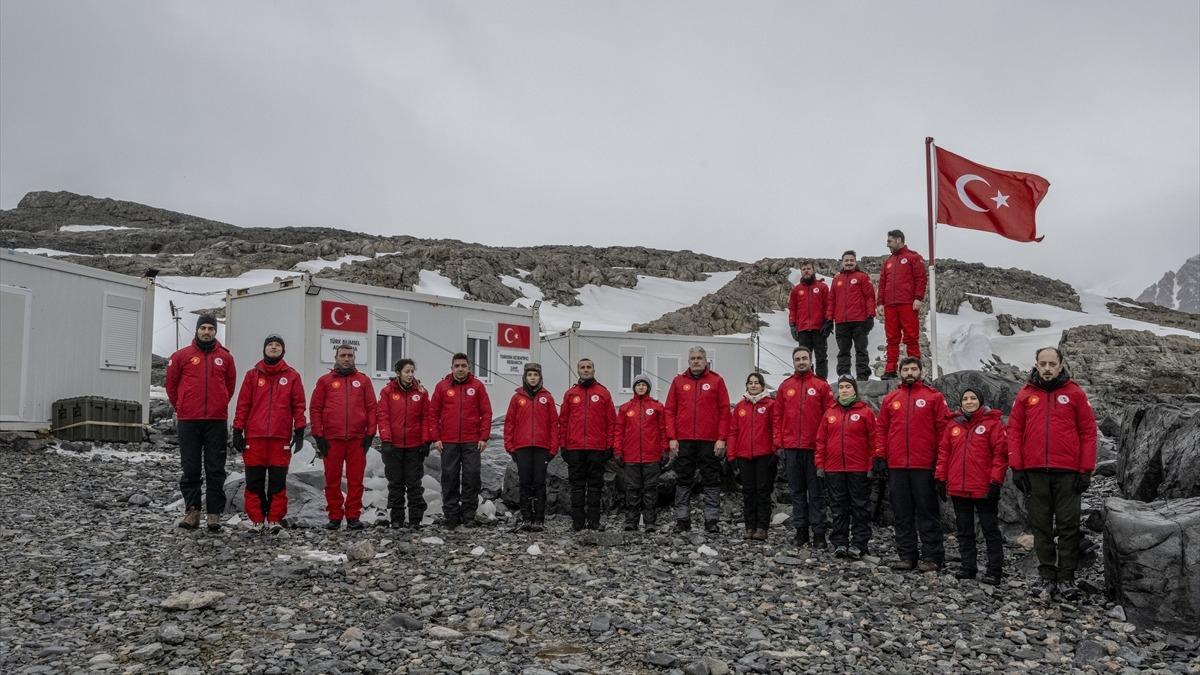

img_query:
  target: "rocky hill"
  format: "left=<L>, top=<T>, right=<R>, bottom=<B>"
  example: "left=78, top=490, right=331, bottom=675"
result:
left=1138, top=253, right=1199, bottom=314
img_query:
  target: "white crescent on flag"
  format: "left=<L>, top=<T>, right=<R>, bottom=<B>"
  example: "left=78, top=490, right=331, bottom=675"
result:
left=330, top=306, right=350, bottom=326
left=955, top=174, right=990, bottom=213
left=504, top=326, right=517, bottom=345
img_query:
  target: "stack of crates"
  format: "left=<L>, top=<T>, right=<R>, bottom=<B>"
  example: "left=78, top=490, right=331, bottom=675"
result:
left=51, top=396, right=144, bottom=442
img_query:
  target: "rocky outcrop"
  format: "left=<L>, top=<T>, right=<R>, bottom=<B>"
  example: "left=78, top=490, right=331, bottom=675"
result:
left=966, top=295, right=993, bottom=314
left=1105, top=298, right=1200, bottom=333
left=1137, top=253, right=1200, bottom=314
left=935, top=260, right=1081, bottom=312
left=1116, top=403, right=1200, bottom=501
left=1103, top=496, right=1200, bottom=634
left=996, top=314, right=1052, bottom=336
left=931, top=370, right=1023, bottom=414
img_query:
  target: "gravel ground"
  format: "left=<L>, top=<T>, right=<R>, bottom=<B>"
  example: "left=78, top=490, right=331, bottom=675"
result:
left=1, top=443, right=1197, bottom=675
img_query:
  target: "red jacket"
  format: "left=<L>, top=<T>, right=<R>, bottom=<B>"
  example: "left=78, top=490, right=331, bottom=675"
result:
left=727, top=395, right=775, bottom=460
left=788, top=278, right=832, bottom=331
left=310, top=368, right=377, bottom=440
left=377, top=379, right=431, bottom=448
left=1007, top=375, right=1098, bottom=473
left=614, top=394, right=668, bottom=464
left=875, top=381, right=950, bottom=469
left=665, top=369, right=731, bottom=442
left=815, top=400, right=877, bottom=472
left=232, top=359, right=306, bottom=439
left=830, top=269, right=876, bottom=323
left=935, top=408, right=1007, bottom=499
left=503, top=387, right=559, bottom=454
left=430, top=373, right=493, bottom=444
left=772, top=371, right=835, bottom=450
left=558, top=381, right=616, bottom=450
left=165, top=340, right=237, bottom=421
left=877, top=246, right=927, bottom=306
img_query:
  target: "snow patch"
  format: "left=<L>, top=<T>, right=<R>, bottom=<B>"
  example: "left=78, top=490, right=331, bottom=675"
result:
left=49, top=443, right=173, bottom=464
left=499, top=275, right=545, bottom=302
left=60, top=224, right=133, bottom=232
left=291, top=255, right=370, bottom=273
left=301, top=549, right=348, bottom=564
left=531, top=271, right=739, bottom=332
left=12, top=247, right=77, bottom=257
left=413, top=270, right=466, bottom=299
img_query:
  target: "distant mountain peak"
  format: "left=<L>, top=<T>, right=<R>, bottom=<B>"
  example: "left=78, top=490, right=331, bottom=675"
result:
left=1137, top=254, right=1200, bottom=314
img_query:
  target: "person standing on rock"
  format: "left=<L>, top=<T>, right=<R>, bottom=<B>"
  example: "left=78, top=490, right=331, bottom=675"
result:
left=613, top=373, right=668, bottom=531
left=815, top=376, right=876, bottom=559
left=503, top=363, right=558, bottom=532
left=1008, top=347, right=1098, bottom=602
left=830, top=251, right=876, bottom=382
left=787, top=261, right=833, bottom=379
left=377, top=358, right=431, bottom=530
left=935, top=388, right=1007, bottom=585
left=665, top=346, right=732, bottom=534
left=773, top=346, right=835, bottom=550
left=310, top=344, right=377, bottom=531
left=727, top=372, right=777, bottom=541
left=558, top=358, right=617, bottom=531
left=166, top=314, right=237, bottom=532
left=875, top=357, right=949, bottom=572
left=231, top=334, right=306, bottom=534
left=876, top=230, right=927, bottom=380
left=430, top=352, right=493, bottom=530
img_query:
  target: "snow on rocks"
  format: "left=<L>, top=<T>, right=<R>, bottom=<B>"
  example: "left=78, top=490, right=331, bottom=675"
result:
left=160, top=590, right=226, bottom=610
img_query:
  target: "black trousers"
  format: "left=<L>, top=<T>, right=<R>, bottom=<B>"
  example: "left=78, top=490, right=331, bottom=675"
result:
left=514, top=447, right=549, bottom=522
left=783, top=448, right=826, bottom=536
left=382, top=446, right=427, bottom=524
left=1026, top=470, right=1083, bottom=581
left=952, top=495, right=1003, bottom=577
left=564, top=449, right=609, bottom=529
left=826, top=471, right=871, bottom=551
left=243, top=465, right=287, bottom=520
left=178, top=420, right=227, bottom=514
left=795, top=329, right=830, bottom=379
left=737, top=455, right=777, bottom=530
left=672, top=440, right=723, bottom=523
left=440, top=442, right=481, bottom=524
left=888, top=468, right=945, bottom=564
left=834, top=320, right=872, bottom=380
left=624, top=462, right=661, bottom=526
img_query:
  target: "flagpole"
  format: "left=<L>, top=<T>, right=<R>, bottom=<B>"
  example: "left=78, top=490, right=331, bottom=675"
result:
left=925, top=137, right=940, bottom=379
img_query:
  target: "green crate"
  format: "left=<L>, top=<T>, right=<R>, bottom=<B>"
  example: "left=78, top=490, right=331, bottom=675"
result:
left=51, top=396, right=143, bottom=443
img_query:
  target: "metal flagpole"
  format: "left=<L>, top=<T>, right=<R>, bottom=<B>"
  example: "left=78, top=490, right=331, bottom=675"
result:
left=925, top=137, right=940, bottom=378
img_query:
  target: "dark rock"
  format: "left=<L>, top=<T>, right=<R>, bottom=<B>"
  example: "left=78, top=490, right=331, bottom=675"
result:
left=376, top=612, right=424, bottom=632
left=932, top=370, right=1022, bottom=415
left=966, top=295, right=993, bottom=314
left=1116, top=403, right=1199, bottom=501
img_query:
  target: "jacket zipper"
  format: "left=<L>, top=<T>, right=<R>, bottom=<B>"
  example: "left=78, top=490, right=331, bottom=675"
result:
left=839, top=408, right=848, bottom=471
left=904, top=389, right=912, bottom=467
left=796, top=375, right=805, bottom=447
left=638, top=400, right=644, bottom=463
left=1044, top=394, right=1052, bottom=468
left=265, top=371, right=275, bottom=435
left=203, top=351, right=210, bottom=418
left=692, top=377, right=699, bottom=438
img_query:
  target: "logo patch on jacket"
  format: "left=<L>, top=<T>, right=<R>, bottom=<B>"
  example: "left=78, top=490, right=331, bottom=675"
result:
left=591, top=394, right=600, bottom=402
left=975, top=425, right=987, bottom=435
left=891, top=401, right=902, bottom=410
left=901, top=258, right=909, bottom=265
left=467, top=387, right=476, bottom=396
left=850, top=414, right=861, bottom=422
left=257, top=378, right=266, bottom=387
left=190, top=356, right=201, bottom=365
left=701, top=383, right=710, bottom=391
left=827, top=415, right=837, bottom=424
left=1027, top=395, right=1039, bottom=406
left=1057, top=395, right=1070, bottom=404
left=626, top=410, right=636, bottom=417
left=446, top=389, right=455, bottom=398
left=807, top=388, right=817, bottom=396
left=392, top=393, right=401, bottom=400
left=518, top=399, right=527, bottom=407
left=352, top=380, right=361, bottom=388
left=214, top=358, right=224, bottom=366
left=411, top=394, right=421, bottom=401
left=331, top=381, right=342, bottom=390
left=279, top=377, right=288, bottom=385
left=645, top=409, right=655, bottom=416
left=538, top=396, right=547, bottom=404
left=786, top=388, right=796, bottom=397
left=951, top=427, right=962, bottom=437
left=756, top=406, right=767, bottom=414
left=915, top=399, right=927, bottom=408
left=738, top=409, right=747, bottom=417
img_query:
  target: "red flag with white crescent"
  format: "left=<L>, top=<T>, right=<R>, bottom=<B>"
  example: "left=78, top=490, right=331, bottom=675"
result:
left=320, top=300, right=368, bottom=333
left=497, top=322, right=531, bottom=349
left=936, top=147, right=1050, bottom=243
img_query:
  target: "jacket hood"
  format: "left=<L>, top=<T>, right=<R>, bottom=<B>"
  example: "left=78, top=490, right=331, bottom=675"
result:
left=255, top=359, right=290, bottom=375
left=1028, top=367, right=1071, bottom=391
left=742, top=391, right=771, bottom=404
left=954, top=406, right=1000, bottom=425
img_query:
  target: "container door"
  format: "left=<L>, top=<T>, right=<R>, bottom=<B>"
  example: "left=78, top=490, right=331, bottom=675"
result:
left=0, top=285, right=31, bottom=421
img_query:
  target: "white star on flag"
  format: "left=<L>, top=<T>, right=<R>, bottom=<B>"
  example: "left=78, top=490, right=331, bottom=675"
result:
left=991, top=191, right=1010, bottom=208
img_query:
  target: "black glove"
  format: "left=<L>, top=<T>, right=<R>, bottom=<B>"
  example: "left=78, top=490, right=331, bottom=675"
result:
left=231, top=429, right=246, bottom=455
left=1073, top=473, right=1092, bottom=495
left=1012, top=470, right=1030, bottom=495
left=864, top=316, right=875, bottom=333
left=986, top=482, right=1002, bottom=502
left=381, top=441, right=395, bottom=453
left=361, top=436, right=374, bottom=454
left=820, top=319, right=833, bottom=338
left=613, top=453, right=624, bottom=467
left=935, top=480, right=947, bottom=502
left=291, top=427, right=305, bottom=454
left=789, top=325, right=801, bottom=342
left=603, top=448, right=614, bottom=462
left=870, top=457, right=888, bottom=480
left=314, top=436, right=329, bottom=459
left=420, top=443, right=431, bottom=460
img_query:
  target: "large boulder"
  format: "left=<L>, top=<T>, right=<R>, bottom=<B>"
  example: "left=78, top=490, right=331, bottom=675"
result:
left=1116, top=402, right=1200, bottom=501
left=1103, top=497, right=1200, bottom=634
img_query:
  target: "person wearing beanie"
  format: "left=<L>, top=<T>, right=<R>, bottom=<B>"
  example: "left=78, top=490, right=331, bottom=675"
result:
left=875, top=356, right=950, bottom=573
left=166, top=313, right=236, bottom=532
left=726, top=372, right=777, bottom=541
left=814, top=375, right=876, bottom=560
left=377, top=358, right=431, bottom=529
left=231, top=333, right=306, bottom=534
left=310, top=343, right=378, bottom=531
left=935, top=387, right=1007, bottom=585
left=558, top=358, right=617, bottom=532
left=773, top=345, right=835, bottom=550
left=613, top=373, right=668, bottom=531
left=429, top=352, right=493, bottom=530
left=502, top=362, right=558, bottom=531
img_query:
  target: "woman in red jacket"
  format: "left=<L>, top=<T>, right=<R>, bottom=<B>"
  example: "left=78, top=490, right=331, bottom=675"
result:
left=614, top=374, right=668, bottom=532
left=935, top=388, right=1007, bottom=585
left=727, top=372, right=777, bottom=541
left=503, top=363, right=558, bottom=531
left=815, top=376, right=876, bottom=559
left=377, top=359, right=431, bottom=530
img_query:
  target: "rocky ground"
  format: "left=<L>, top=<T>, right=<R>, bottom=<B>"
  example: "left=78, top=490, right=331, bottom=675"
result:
left=2, top=442, right=1198, bottom=675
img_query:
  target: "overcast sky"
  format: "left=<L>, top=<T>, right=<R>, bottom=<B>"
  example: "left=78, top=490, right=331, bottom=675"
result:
left=2, top=1, right=1197, bottom=293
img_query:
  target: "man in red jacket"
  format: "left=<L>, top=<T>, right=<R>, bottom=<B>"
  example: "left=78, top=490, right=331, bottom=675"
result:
left=1008, top=347, right=1098, bottom=602
left=231, top=334, right=306, bottom=534
left=558, top=358, right=616, bottom=531
left=773, top=346, right=835, bottom=549
left=665, top=346, right=731, bottom=534
left=876, top=230, right=927, bottom=379
left=788, top=261, right=833, bottom=379
left=310, top=344, right=377, bottom=531
left=875, top=357, right=949, bottom=571
left=830, top=251, right=876, bottom=382
left=377, top=358, right=431, bottom=530
left=430, top=352, right=493, bottom=530
left=166, top=314, right=237, bottom=532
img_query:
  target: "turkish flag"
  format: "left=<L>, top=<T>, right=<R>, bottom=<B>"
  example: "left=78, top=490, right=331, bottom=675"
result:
left=320, top=300, right=369, bottom=333
left=497, top=322, right=531, bottom=349
left=936, top=147, right=1050, bottom=243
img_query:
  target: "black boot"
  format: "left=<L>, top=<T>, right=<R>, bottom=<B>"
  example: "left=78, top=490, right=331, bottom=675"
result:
left=794, top=528, right=810, bottom=548
left=812, top=531, right=828, bottom=551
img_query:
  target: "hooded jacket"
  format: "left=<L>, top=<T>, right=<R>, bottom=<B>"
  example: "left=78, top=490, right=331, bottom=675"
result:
left=771, top=370, right=835, bottom=450
left=614, top=393, right=668, bottom=464
left=788, top=276, right=833, bottom=331
left=1007, top=368, right=1098, bottom=473
left=727, top=392, right=776, bottom=460
left=233, top=359, right=306, bottom=439
left=430, top=372, right=493, bottom=444
left=165, top=339, right=237, bottom=421
left=830, top=268, right=877, bottom=323
left=310, top=367, right=377, bottom=440
left=503, top=386, right=559, bottom=454
left=815, top=399, right=876, bottom=473
left=875, top=380, right=951, bottom=469
left=558, top=380, right=616, bottom=450
left=377, top=378, right=431, bottom=448
left=877, top=245, right=928, bottom=306
left=935, top=407, right=1007, bottom=498
left=664, top=368, right=732, bottom=442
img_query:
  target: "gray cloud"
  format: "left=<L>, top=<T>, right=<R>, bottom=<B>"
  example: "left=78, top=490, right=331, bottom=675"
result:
left=2, top=0, right=1197, bottom=293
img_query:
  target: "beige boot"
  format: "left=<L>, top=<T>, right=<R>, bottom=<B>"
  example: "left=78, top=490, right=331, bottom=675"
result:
left=179, top=508, right=200, bottom=530
left=206, top=513, right=221, bottom=532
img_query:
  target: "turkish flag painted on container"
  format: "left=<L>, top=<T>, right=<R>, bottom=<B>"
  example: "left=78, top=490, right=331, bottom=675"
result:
left=936, top=147, right=1050, bottom=243
left=320, top=300, right=369, bottom=333
left=497, top=322, right=531, bottom=349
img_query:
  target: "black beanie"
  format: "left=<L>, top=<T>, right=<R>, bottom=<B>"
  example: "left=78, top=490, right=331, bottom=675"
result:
left=196, top=314, right=218, bottom=331
left=837, top=375, right=859, bottom=395
left=264, top=334, right=285, bottom=350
